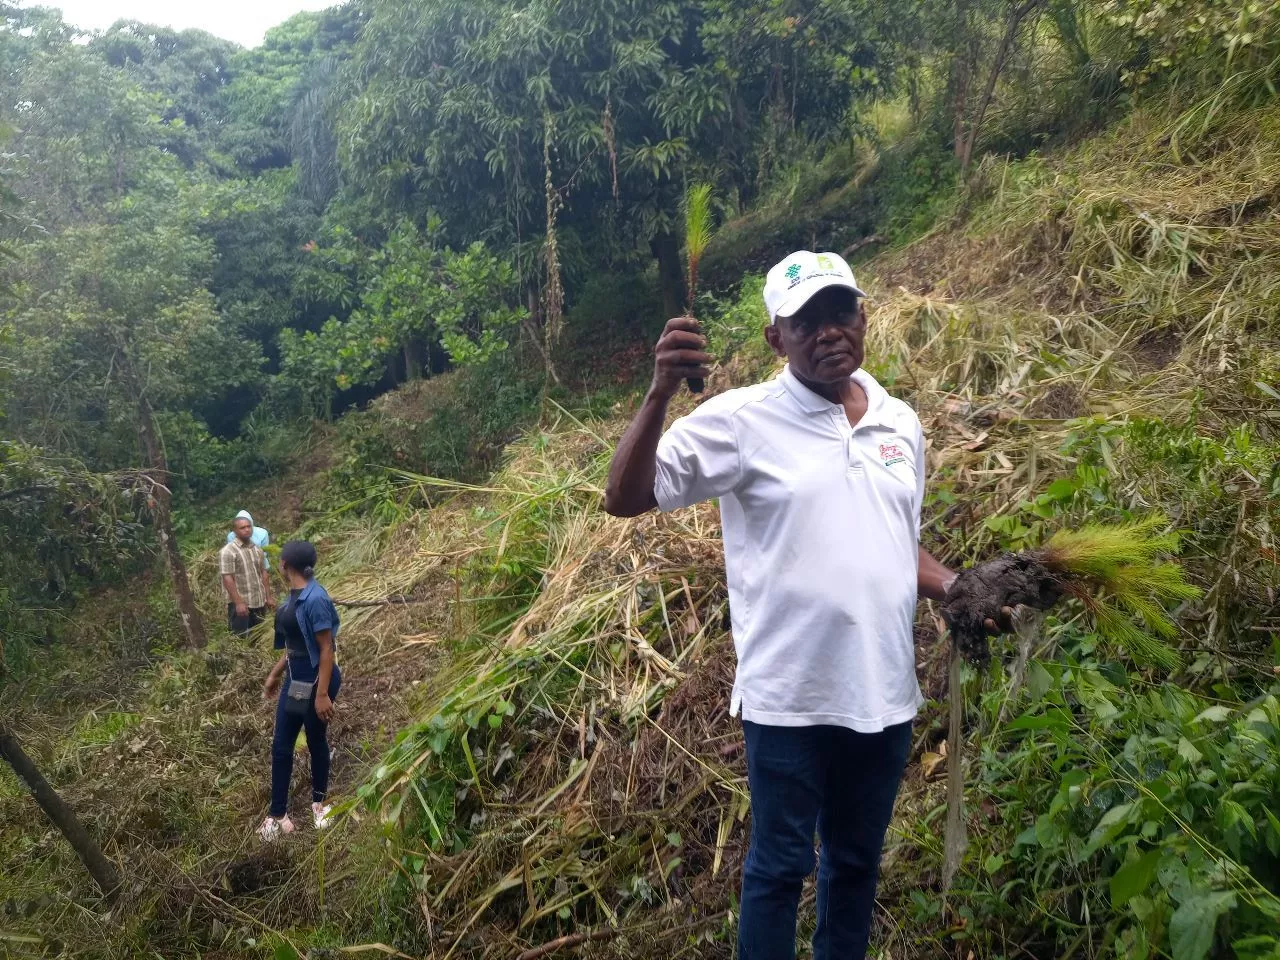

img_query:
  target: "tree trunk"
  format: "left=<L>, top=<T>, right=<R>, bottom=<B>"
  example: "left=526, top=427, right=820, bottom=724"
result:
left=136, top=394, right=207, bottom=648
left=950, top=0, right=973, bottom=161
left=0, top=720, right=121, bottom=900
left=403, top=339, right=424, bottom=381
left=958, top=0, right=1045, bottom=171
left=651, top=230, right=686, bottom=320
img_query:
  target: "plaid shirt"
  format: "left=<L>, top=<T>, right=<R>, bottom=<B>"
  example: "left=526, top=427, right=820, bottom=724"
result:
left=219, top=539, right=267, bottom=608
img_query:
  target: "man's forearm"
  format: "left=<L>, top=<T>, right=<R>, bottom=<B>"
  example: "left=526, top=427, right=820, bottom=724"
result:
left=603, top=390, right=670, bottom=517
left=918, top=546, right=956, bottom=602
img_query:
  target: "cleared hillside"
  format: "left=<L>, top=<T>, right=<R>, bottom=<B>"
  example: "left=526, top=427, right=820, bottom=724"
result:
left=2, top=89, right=1279, bottom=960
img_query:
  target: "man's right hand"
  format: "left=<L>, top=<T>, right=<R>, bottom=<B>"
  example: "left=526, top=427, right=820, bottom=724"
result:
left=235, top=601, right=249, bottom=618
left=650, top=317, right=713, bottom=400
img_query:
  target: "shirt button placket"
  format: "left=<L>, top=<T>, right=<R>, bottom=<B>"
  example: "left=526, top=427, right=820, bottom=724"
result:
left=840, top=410, right=864, bottom=477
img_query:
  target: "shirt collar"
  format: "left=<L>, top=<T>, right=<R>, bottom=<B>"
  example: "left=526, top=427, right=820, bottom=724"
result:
left=298, top=579, right=320, bottom=602
left=780, top=365, right=886, bottom=421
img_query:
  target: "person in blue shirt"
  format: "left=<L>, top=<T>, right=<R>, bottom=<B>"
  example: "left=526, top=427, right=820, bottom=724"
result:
left=259, top=540, right=342, bottom=840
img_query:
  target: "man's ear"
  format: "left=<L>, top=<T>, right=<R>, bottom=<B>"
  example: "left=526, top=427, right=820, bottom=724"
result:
left=764, top=323, right=786, bottom=359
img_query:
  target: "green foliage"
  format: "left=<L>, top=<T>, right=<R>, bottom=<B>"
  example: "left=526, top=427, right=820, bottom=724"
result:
left=278, top=220, right=526, bottom=417
left=1103, top=0, right=1280, bottom=91
left=913, top=635, right=1280, bottom=960
left=329, top=348, right=545, bottom=504
left=0, top=442, right=147, bottom=667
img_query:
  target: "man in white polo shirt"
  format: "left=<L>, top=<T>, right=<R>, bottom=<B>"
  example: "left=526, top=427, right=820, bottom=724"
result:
left=603, top=251, right=1011, bottom=959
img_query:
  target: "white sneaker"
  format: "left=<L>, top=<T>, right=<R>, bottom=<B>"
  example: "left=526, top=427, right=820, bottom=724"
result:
left=312, top=802, right=333, bottom=830
left=258, top=814, right=295, bottom=842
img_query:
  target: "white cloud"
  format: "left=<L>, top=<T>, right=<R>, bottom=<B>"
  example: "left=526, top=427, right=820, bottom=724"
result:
left=26, top=0, right=341, bottom=48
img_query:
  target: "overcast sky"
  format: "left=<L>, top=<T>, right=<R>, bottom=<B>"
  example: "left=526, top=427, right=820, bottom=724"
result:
left=29, top=0, right=339, bottom=48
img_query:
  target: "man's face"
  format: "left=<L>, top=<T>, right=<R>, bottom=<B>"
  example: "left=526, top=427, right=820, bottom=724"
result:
left=233, top=518, right=252, bottom=543
left=765, top=287, right=866, bottom=385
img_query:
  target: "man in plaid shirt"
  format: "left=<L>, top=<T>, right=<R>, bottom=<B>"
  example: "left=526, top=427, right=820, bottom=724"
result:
left=220, top=514, right=275, bottom=635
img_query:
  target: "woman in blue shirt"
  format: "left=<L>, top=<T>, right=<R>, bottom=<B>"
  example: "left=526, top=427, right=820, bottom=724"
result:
left=259, top=540, right=342, bottom=840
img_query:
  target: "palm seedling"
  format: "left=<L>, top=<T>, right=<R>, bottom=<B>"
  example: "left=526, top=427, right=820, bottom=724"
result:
left=684, top=182, right=714, bottom=394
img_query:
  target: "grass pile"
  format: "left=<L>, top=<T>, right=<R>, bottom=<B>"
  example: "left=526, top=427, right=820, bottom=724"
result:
left=355, top=407, right=745, bottom=958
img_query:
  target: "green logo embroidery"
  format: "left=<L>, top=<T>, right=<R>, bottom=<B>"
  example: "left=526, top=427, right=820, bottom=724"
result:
left=816, top=254, right=834, bottom=270
left=784, top=263, right=801, bottom=280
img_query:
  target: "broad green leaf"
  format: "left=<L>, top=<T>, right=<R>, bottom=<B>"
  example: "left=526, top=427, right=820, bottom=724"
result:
left=1177, top=737, right=1203, bottom=764
left=1263, top=807, right=1280, bottom=857
left=1086, top=802, right=1133, bottom=855
left=1008, top=708, right=1072, bottom=732
left=1169, top=892, right=1235, bottom=960
left=274, top=945, right=301, bottom=960
left=1044, top=477, right=1077, bottom=500
left=1027, top=660, right=1053, bottom=702
left=1110, top=849, right=1162, bottom=907
left=1193, top=705, right=1233, bottom=724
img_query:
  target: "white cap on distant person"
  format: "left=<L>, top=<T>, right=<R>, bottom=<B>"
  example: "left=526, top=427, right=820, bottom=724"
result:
left=763, top=250, right=867, bottom=324
left=235, top=509, right=253, bottom=524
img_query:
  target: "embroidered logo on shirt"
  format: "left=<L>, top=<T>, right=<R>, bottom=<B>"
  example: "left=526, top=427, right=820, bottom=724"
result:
left=879, top=442, right=907, bottom=467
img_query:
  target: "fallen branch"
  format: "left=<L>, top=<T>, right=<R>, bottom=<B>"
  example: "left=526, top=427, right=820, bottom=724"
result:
left=514, top=929, right=619, bottom=960
left=512, top=909, right=731, bottom=960
left=333, top=596, right=431, bottom=608
left=942, top=633, right=966, bottom=893
left=840, top=234, right=885, bottom=258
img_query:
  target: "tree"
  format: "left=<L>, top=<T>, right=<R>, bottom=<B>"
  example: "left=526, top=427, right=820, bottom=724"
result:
left=0, top=720, right=121, bottom=900
left=280, top=220, right=526, bottom=417
left=3, top=213, right=263, bottom=647
left=948, top=0, right=1050, bottom=171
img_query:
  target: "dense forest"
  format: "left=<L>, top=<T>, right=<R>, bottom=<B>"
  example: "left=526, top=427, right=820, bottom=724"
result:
left=1, top=0, right=1279, bottom=957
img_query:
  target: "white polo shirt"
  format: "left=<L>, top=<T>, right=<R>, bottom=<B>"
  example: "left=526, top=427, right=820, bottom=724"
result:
left=654, top=365, right=926, bottom=733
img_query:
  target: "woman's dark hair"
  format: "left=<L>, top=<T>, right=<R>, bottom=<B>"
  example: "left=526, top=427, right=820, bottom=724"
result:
left=280, top=540, right=318, bottom=578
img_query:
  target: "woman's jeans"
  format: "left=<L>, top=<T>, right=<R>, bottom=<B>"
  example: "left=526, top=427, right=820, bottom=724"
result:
left=737, top=719, right=912, bottom=960
left=269, top=659, right=341, bottom=818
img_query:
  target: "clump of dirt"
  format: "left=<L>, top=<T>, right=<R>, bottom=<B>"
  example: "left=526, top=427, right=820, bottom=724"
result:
left=1130, top=328, right=1183, bottom=370
left=942, top=552, right=1065, bottom=662
left=1027, top=382, right=1086, bottom=419
left=222, top=846, right=290, bottom=897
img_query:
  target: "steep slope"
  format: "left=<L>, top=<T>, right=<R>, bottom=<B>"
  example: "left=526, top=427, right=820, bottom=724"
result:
left=2, top=91, right=1279, bottom=960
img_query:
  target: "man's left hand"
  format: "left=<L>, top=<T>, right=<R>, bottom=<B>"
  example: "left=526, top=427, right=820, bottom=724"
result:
left=265, top=595, right=277, bottom=609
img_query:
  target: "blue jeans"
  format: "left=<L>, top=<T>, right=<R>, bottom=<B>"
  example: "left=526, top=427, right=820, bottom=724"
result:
left=738, top=720, right=912, bottom=960
left=270, top=660, right=341, bottom=818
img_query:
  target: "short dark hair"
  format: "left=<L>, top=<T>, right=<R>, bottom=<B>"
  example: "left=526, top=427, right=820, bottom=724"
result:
left=280, top=540, right=318, bottom=578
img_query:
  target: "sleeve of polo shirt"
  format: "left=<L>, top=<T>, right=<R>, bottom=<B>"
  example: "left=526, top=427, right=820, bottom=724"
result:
left=912, top=419, right=927, bottom=538
left=218, top=545, right=236, bottom=576
left=653, top=404, right=742, bottom=511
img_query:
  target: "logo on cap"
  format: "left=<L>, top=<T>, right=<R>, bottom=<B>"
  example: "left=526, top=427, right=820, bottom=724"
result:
left=816, top=254, right=835, bottom=270
left=784, top=263, right=801, bottom=280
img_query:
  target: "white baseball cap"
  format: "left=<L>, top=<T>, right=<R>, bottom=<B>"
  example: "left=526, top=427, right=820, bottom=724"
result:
left=763, top=250, right=867, bottom=324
